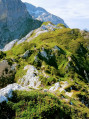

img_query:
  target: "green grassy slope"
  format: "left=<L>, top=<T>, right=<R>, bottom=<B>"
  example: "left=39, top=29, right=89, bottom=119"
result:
left=0, top=23, right=89, bottom=119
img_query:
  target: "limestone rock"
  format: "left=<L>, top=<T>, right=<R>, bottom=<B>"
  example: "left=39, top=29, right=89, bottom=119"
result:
left=18, top=65, right=41, bottom=88
left=65, top=92, right=73, bottom=97
left=17, top=30, right=34, bottom=45
left=49, top=82, right=60, bottom=92
left=0, top=39, right=18, bottom=51
left=0, top=83, right=25, bottom=103
left=59, top=81, right=69, bottom=92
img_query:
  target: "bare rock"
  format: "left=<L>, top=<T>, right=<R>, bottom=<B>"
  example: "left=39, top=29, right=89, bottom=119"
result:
left=18, top=65, right=41, bottom=88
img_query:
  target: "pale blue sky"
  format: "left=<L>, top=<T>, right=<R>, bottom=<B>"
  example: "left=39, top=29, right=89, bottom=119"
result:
left=22, top=0, right=89, bottom=30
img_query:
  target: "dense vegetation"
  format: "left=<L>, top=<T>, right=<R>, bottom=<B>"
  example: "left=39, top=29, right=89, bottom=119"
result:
left=0, top=23, right=89, bottom=119
left=0, top=90, right=89, bottom=119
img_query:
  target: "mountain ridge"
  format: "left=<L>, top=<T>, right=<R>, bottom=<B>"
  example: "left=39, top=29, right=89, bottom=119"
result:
left=0, top=1, right=89, bottom=119
left=0, top=22, right=89, bottom=119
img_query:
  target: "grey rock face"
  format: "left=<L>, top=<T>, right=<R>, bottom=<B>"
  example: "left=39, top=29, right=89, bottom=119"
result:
left=0, top=83, right=26, bottom=103
left=0, top=0, right=30, bottom=30
left=0, top=0, right=29, bottom=47
left=25, top=2, right=68, bottom=27
left=0, top=0, right=42, bottom=48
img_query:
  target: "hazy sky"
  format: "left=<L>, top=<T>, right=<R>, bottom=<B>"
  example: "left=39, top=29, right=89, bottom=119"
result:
left=22, top=0, right=89, bottom=30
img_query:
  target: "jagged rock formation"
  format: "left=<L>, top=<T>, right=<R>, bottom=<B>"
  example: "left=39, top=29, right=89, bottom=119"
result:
left=25, top=2, right=68, bottom=27
left=0, top=0, right=42, bottom=48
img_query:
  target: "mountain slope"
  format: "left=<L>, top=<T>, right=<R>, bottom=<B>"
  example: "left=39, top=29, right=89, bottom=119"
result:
left=0, top=22, right=89, bottom=118
left=25, top=2, right=68, bottom=27
left=0, top=0, right=42, bottom=48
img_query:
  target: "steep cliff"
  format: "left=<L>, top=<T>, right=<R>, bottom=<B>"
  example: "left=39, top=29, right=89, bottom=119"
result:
left=0, top=0, right=42, bottom=48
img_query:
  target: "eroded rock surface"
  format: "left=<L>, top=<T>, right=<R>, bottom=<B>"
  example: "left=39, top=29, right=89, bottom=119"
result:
left=18, top=65, right=41, bottom=88
left=0, top=83, right=26, bottom=103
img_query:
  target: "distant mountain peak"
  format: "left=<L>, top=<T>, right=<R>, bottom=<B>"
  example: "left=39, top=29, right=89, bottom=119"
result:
left=25, top=2, right=68, bottom=27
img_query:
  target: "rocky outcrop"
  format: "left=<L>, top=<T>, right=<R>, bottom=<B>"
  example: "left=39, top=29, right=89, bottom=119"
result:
left=0, top=83, right=26, bottom=103
left=27, top=23, right=59, bottom=42
left=0, top=64, right=41, bottom=103
left=0, top=22, right=64, bottom=51
left=49, top=82, right=60, bottom=92
left=1, top=39, right=18, bottom=51
left=18, top=65, right=41, bottom=88
left=25, top=2, right=68, bottom=27
left=49, top=81, right=69, bottom=93
left=0, top=0, right=30, bottom=29
left=17, top=30, right=34, bottom=45
left=0, top=30, right=34, bottom=51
